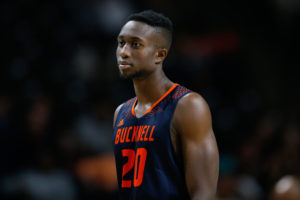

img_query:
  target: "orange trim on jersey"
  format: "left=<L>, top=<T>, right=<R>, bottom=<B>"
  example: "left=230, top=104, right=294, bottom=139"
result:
left=131, top=83, right=179, bottom=117
left=131, top=98, right=138, bottom=116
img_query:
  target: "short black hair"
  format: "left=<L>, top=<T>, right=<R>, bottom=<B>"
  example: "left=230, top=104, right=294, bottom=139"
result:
left=127, top=10, right=173, bottom=49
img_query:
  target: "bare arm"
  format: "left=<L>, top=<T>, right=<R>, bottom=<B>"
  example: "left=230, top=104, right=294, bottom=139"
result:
left=173, top=93, right=219, bottom=200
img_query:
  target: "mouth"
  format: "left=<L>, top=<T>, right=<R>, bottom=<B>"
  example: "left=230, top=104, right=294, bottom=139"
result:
left=118, top=61, right=132, bottom=69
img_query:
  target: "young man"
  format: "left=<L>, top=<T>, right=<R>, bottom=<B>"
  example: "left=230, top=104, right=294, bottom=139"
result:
left=113, top=10, right=219, bottom=200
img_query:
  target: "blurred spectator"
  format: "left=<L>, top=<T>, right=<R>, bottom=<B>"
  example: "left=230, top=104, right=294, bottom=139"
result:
left=217, top=174, right=240, bottom=200
left=0, top=94, right=14, bottom=176
left=2, top=150, right=76, bottom=200
left=75, top=153, right=117, bottom=199
left=95, top=0, right=134, bottom=34
left=235, top=174, right=263, bottom=200
left=73, top=99, right=114, bottom=154
left=271, top=175, right=300, bottom=200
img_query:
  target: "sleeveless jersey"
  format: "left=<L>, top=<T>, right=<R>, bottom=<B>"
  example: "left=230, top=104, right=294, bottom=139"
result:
left=113, top=84, right=192, bottom=200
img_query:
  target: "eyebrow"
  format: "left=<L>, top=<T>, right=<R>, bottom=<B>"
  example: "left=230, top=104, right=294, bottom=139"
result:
left=118, top=35, right=143, bottom=41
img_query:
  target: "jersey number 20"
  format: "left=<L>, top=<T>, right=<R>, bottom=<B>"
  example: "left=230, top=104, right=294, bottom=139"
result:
left=121, top=148, right=147, bottom=188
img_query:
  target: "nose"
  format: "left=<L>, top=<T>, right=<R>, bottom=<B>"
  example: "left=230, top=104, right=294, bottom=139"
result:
left=119, top=44, right=130, bottom=58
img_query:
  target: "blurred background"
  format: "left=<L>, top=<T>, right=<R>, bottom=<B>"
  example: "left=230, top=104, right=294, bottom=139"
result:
left=1, top=0, right=300, bottom=199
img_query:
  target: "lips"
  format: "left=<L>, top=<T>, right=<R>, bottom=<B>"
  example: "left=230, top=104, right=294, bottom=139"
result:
left=118, top=61, right=132, bottom=69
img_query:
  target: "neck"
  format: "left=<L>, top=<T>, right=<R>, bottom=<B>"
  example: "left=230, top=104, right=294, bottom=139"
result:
left=132, top=69, right=174, bottom=105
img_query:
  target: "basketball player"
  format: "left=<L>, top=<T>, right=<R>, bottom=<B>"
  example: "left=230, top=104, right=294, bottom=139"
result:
left=113, top=10, right=219, bottom=200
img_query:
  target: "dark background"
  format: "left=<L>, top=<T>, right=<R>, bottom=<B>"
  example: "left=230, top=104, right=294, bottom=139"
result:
left=1, top=0, right=300, bottom=199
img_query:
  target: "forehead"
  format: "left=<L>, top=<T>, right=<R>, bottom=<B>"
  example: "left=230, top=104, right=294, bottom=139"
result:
left=118, top=21, right=158, bottom=41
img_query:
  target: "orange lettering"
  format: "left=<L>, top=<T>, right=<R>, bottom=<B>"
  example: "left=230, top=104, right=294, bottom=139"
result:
left=131, top=126, right=139, bottom=142
left=140, top=126, right=147, bottom=141
left=143, top=126, right=150, bottom=141
left=115, top=128, right=121, bottom=144
left=126, top=126, right=132, bottom=143
left=149, top=126, right=155, bottom=141
left=137, top=126, right=144, bottom=141
left=120, top=127, right=127, bottom=143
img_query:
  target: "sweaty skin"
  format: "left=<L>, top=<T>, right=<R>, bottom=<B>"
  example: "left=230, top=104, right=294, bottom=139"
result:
left=171, top=92, right=219, bottom=200
left=114, top=20, right=219, bottom=200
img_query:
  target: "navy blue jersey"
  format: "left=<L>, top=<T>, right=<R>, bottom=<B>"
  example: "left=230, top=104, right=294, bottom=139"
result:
left=113, top=84, right=192, bottom=200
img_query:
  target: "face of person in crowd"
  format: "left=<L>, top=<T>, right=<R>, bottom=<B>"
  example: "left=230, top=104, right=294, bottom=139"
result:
left=116, top=21, right=167, bottom=79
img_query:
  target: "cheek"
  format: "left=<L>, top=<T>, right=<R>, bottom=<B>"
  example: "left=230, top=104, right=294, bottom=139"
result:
left=116, top=47, right=120, bottom=57
left=131, top=52, right=146, bottom=64
left=139, top=49, right=155, bottom=63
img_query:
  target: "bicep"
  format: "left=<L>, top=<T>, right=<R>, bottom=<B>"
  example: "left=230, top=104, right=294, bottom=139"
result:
left=182, top=130, right=219, bottom=199
left=174, top=93, right=219, bottom=199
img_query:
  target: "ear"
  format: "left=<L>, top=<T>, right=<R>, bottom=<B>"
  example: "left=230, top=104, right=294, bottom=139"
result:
left=154, top=49, right=168, bottom=64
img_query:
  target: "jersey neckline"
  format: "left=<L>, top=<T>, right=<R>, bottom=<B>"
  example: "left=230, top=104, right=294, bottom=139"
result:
left=131, top=83, right=179, bottom=119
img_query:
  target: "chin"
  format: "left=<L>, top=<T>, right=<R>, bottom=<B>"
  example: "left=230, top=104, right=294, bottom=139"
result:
left=120, top=74, right=132, bottom=80
left=120, top=72, right=134, bottom=80
left=120, top=70, right=145, bottom=80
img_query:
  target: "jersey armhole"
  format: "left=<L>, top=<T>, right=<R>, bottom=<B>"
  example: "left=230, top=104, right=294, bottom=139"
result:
left=169, top=91, right=194, bottom=164
left=113, top=103, right=124, bottom=128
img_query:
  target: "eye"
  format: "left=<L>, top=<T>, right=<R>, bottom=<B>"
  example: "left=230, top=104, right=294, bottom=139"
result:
left=118, top=40, right=125, bottom=47
left=132, top=41, right=142, bottom=48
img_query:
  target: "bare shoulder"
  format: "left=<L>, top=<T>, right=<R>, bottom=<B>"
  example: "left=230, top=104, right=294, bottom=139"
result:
left=174, top=92, right=212, bottom=123
left=173, top=93, right=219, bottom=199
left=176, top=92, right=210, bottom=114
left=113, top=103, right=124, bottom=127
left=173, top=92, right=212, bottom=140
